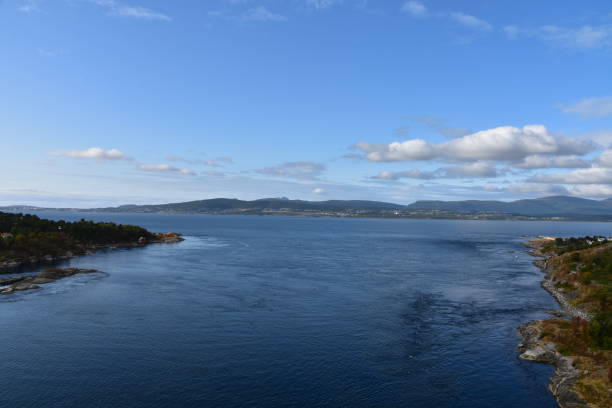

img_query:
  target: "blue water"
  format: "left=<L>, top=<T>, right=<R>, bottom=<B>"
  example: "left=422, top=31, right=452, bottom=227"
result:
left=2, top=213, right=611, bottom=407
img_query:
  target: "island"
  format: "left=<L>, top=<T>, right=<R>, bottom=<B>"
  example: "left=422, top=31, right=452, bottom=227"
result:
left=520, top=236, right=611, bottom=408
left=0, top=211, right=183, bottom=272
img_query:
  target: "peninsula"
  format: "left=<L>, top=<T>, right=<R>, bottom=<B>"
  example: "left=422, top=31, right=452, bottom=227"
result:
left=519, top=236, right=611, bottom=408
left=0, top=211, right=183, bottom=272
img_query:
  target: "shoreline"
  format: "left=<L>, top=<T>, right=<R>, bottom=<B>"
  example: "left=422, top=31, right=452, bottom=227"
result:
left=0, top=232, right=184, bottom=274
left=519, top=238, right=590, bottom=407
left=519, top=238, right=589, bottom=407
left=15, top=209, right=612, bottom=222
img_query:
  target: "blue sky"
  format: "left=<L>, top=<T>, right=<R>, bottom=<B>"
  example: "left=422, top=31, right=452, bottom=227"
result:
left=2, top=0, right=612, bottom=207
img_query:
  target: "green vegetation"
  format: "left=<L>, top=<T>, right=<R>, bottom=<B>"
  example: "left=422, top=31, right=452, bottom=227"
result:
left=0, top=212, right=154, bottom=265
left=532, top=237, right=612, bottom=406
left=546, top=236, right=610, bottom=254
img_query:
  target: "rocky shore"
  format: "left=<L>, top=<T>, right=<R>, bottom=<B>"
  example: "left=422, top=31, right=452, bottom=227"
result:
left=518, top=237, right=611, bottom=408
left=0, top=232, right=184, bottom=273
left=518, top=320, right=587, bottom=408
left=533, top=258, right=592, bottom=322
left=0, top=268, right=98, bottom=295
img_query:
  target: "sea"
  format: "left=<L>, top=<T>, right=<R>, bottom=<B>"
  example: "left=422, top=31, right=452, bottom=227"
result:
left=2, top=212, right=610, bottom=408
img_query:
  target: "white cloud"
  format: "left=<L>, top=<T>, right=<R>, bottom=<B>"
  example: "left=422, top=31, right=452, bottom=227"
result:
left=448, top=12, right=492, bottom=31
left=313, top=187, right=325, bottom=194
left=54, top=147, right=128, bottom=161
left=514, top=155, right=590, bottom=169
left=580, top=129, right=612, bottom=148
left=402, top=1, right=427, bottom=17
left=561, top=97, right=612, bottom=118
left=568, top=184, right=612, bottom=197
left=139, top=164, right=195, bottom=175
left=372, top=162, right=499, bottom=180
left=444, top=162, right=499, bottom=178
left=496, top=183, right=569, bottom=195
left=530, top=167, right=612, bottom=184
left=357, top=139, right=435, bottom=162
left=357, top=125, right=593, bottom=162
left=255, top=161, right=325, bottom=179
left=596, top=150, right=612, bottom=167
left=91, top=0, right=171, bottom=21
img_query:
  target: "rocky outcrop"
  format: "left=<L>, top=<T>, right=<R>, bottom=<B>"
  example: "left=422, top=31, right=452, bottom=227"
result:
left=518, top=321, right=587, bottom=408
left=0, top=268, right=98, bottom=295
left=533, top=258, right=592, bottom=322
left=151, top=232, right=184, bottom=243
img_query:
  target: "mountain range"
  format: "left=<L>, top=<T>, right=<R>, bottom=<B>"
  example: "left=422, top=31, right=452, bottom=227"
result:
left=2, top=196, right=612, bottom=220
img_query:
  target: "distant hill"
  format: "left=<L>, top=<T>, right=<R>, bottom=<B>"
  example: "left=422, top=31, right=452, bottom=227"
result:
left=406, top=196, right=612, bottom=218
left=4, top=196, right=612, bottom=220
left=90, top=198, right=404, bottom=213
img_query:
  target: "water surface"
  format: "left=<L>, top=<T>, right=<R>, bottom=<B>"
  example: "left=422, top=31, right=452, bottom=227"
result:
left=2, top=214, right=610, bottom=407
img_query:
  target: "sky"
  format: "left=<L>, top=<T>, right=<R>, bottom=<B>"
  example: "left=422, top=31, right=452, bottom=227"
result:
left=2, top=0, right=612, bottom=207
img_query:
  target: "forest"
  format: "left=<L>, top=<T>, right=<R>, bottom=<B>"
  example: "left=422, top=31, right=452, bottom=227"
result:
left=0, top=212, right=154, bottom=263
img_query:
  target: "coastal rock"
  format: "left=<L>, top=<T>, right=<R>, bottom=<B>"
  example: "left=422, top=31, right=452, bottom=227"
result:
left=0, top=268, right=99, bottom=295
left=0, top=283, right=40, bottom=294
left=152, top=232, right=184, bottom=243
left=518, top=321, right=587, bottom=408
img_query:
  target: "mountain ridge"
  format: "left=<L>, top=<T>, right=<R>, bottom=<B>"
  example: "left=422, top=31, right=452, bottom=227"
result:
left=2, top=195, right=612, bottom=220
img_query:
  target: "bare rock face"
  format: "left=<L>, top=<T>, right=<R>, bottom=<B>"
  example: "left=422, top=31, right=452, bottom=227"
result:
left=0, top=268, right=99, bottom=295
left=518, top=321, right=587, bottom=408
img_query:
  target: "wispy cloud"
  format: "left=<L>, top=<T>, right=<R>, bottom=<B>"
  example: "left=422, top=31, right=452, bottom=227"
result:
left=448, top=12, right=492, bottom=31
left=560, top=96, right=612, bottom=118
left=409, top=116, right=472, bottom=138
left=166, top=156, right=234, bottom=167
left=504, top=24, right=612, bottom=50
left=52, top=147, right=129, bottom=161
left=255, top=161, right=325, bottom=179
left=306, top=0, right=342, bottom=10
left=401, top=3, right=493, bottom=31
left=372, top=162, right=500, bottom=180
left=401, top=1, right=427, bottom=17
left=514, top=155, right=590, bottom=169
left=138, top=164, right=195, bottom=175
left=529, top=167, right=612, bottom=185
left=209, top=6, right=286, bottom=23
left=90, top=0, right=171, bottom=21
left=18, top=0, right=40, bottom=13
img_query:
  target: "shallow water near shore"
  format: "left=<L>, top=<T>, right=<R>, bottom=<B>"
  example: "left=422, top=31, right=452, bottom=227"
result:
left=2, top=213, right=611, bottom=407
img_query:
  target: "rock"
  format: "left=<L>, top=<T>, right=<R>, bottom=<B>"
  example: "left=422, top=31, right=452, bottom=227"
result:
left=0, top=283, right=40, bottom=294
left=153, top=232, right=184, bottom=243
left=546, top=309, right=567, bottom=318
left=518, top=321, right=587, bottom=408
left=37, top=268, right=97, bottom=280
left=0, top=268, right=99, bottom=295
left=0, top=276, right=28, bottom=286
